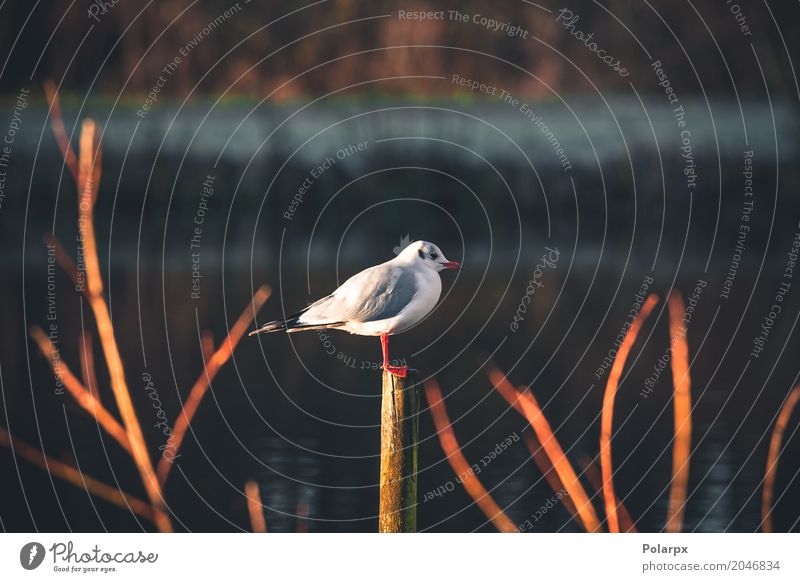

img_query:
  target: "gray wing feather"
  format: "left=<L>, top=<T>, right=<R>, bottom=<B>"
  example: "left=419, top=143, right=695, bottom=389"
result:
left=299, top=265, right=418, bottom=325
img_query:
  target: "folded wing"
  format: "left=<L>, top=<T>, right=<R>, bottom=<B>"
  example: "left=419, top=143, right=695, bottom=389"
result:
left=299, top=264, right=418, bottom=326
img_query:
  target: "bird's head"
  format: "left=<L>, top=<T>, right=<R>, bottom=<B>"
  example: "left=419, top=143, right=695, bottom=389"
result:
left=399, top=240, right=460, bottom=272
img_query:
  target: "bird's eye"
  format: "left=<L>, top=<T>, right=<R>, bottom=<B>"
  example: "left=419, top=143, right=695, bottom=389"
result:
left=418, top=249, right=425, bottom=259
left=429, top=252, right=438, bottom=260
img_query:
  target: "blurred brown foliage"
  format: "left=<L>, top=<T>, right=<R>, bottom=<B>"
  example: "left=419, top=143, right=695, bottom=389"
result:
left=2, top=0, right=797, bottom=98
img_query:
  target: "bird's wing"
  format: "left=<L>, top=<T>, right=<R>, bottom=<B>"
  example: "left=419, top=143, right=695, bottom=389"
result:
left=298, top=264, right=419, bottom=325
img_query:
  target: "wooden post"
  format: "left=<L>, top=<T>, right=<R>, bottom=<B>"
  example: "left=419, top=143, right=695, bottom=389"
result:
left=379, top=370, right=420, bottom=532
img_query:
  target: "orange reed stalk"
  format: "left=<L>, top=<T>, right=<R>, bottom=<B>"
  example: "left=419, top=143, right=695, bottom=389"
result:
left=665, top=292, right=692, bottom=533
left=521, top=431, right=581, bottom=526
left=75, top=120, right=171, bottom=531
left=30, top=326, right=131, bottom=455
left=157, top=285, right=271, bottom=485
left=424, top=380, right=518, bottom=532
left=761, top=386, right=800, bottom=532
left=0, top=428, right=154, bottom=522
left=79, top=332, right=99, bottom=398
left=487, top=367, right=602, bottom=532
left=244, top=480, right=268, bottom=533
left=43, top=80, right=78, bottom=180
left=578, top=456, right=637, bottom=532
left=600, top=293, right=659, bottom=533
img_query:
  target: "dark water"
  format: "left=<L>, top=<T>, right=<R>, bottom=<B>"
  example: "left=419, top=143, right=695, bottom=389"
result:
left=3, top=258, right=799, bottom=532
left=2, top=101, right=800, bottom=532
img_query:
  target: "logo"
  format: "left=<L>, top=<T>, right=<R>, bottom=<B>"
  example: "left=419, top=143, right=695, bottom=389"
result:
left=393, top=234, right=411, bottom=255
left=20, top=542, right=46, bottom=570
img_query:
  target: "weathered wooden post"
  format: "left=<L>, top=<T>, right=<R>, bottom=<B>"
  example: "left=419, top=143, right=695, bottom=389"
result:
left=378, top=370, right=420, bottom=532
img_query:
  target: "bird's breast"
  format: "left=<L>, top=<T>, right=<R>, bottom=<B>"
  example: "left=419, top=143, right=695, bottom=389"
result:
left=388, top=270, right=441, bottom=331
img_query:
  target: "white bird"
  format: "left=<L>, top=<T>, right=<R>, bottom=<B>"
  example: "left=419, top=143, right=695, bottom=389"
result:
left=249, top=240, right=460, bottom=377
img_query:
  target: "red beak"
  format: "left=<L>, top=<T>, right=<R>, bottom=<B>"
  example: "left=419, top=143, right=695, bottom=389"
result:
left=442, top=261, right=461, bottom=270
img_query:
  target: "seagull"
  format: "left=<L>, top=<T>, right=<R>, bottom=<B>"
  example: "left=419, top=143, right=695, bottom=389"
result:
left=249, top=240, right=460, bottom=377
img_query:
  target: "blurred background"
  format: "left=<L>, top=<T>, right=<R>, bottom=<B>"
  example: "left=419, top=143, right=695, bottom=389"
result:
left=1, top=0, right=799, bottom=532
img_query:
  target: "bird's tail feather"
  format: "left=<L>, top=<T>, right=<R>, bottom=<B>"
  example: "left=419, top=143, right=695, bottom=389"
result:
left=249, top=314, right=344, bottom=336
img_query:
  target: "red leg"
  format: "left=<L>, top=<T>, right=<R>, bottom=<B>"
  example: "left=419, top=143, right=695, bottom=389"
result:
left=380, top=334, right=407, bottom=378
left=380, top=333, right=389, bottom=369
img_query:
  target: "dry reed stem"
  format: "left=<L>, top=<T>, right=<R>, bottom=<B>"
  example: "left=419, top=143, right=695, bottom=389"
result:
left=487, top=366, right=602, bottom=532
left=761, top=386, right=800, bottom=532
left=79, top=332, right=99, bottom=396
left=665, top=292, right=692, bottom=533
left=68, top=119, right=172, bottom=532
left=601, top=294, right=659, bottom=533
left=0, top=427, right=155, bottom=522
left=157, top=285, right=272, bottom=485
left=30, top=326, right=131, bottom=455
left=424, top=379, right=518, bottom=533
left=521, top=431, right=581, bottom=527
left=244, top=480, right=268, bottom=533
left=44, top=86, right=170, bottom=531
left=76, top=120, right=101, bottom=297
left=578, top=456, right=637, bottom=532
left=43, top=80, right=78, bottom=180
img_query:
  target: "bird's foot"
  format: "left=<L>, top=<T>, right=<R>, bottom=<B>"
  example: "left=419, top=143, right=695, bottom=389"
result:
left=384, top=364, right=408, bottom=378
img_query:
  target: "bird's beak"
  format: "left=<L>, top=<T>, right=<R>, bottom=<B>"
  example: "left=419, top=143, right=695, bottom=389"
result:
left=442, top=261, right=461, bottom=270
